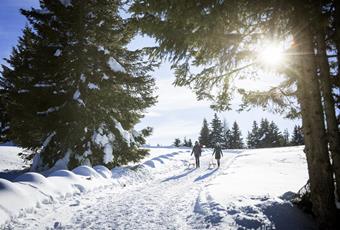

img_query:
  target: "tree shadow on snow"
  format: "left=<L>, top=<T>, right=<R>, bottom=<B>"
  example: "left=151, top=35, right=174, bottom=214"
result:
left=0, top=168, right=29, bottom=181
left=194, top=168, right=218, bottom=182
left=261, top=199, right=316, bottom=230
left=192, top=196, right=227, bottom=228
left=161, top=169, right=196, bottom=182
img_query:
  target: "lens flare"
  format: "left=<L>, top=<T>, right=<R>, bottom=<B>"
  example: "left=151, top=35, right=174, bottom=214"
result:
left=258, top=43, right=284, bottom=67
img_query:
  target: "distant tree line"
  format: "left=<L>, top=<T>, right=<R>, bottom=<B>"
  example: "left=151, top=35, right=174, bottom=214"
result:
left=173, top=113, right=304, bottom=149
left=173, top=137, right=193, bottom=147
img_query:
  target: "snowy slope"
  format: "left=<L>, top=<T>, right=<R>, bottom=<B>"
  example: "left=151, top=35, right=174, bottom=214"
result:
left=0, top=146, right=315, bottom=229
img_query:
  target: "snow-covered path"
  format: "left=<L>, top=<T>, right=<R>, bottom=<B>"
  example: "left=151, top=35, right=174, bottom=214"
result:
left=5, top=151, right=238, bottom=230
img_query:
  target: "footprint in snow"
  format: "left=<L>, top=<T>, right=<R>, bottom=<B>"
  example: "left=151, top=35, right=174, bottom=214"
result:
left=69, top=200, right=80, bottom=206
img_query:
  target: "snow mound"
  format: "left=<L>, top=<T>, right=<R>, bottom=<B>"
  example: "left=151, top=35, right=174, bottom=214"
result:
left=0, top=179, right=43, bottom=226
left=48, top=169, right=78, bottom=179
left=14, top=172, right=49, bottom=184
left=72, top=165, right=102, bottom=179
left=93, top=165, right=112, bottom=179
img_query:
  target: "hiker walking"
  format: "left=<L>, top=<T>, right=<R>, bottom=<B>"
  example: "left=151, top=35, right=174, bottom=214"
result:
left=212, top=142, right=223, bottom=167
left=191, top=141, right=202, bottom=168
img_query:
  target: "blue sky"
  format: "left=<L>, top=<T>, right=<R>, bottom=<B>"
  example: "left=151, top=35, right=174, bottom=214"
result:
left=0, top=0, right=301, bottom=145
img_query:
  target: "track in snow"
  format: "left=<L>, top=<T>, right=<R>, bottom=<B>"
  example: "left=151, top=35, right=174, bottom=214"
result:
left=5, top=151, right=241, bottom=230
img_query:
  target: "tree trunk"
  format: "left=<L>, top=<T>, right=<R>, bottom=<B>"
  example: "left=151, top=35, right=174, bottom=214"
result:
left=335, top=0, right=340, bottom=73
left=292, top=3, right=338, bottom=229
left=316, top=27, right=340, bottom=201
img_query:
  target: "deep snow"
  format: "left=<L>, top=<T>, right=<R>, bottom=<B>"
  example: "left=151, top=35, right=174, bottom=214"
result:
left=0, top=146, right=315, bottom=229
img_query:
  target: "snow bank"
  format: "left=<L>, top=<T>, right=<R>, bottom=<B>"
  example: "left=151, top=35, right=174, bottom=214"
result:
left=0, top=148, right=190, bottom=227
left=0, top=164, right=112, bottom=226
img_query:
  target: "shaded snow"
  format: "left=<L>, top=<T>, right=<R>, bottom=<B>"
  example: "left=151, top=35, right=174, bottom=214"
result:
left=80, top=74, right=86, bottom=82
left=108, top=57, right=126, bottom=73
left=54, top=49, right=62, bottom=57
left=87, top=82, right=99, bottom=90
left=59, top=0, right=72, bottom=7
left=102, top=74, right=109, bottom=80
left=18, top=89, right=29, bottom=94
left=37, top=103, right=65, bottom=115
left=113, top=119, right=131, bottom=145
left=42, top=132, right=56, bottom=148
left=73, top=89, right=85, bottom=106
left=103, top=144, right=113, bottom=164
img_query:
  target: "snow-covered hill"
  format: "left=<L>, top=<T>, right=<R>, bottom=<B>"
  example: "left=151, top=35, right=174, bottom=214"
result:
left=0, top=146, right=315, bottom=229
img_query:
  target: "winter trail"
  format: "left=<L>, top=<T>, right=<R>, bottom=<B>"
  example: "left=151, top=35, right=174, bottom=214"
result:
left=5, top=150, right=240, bottom=230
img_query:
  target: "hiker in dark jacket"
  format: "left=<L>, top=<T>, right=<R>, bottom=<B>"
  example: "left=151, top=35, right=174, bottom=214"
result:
left=212, top=142, right=223, bottom=167
left=191, top=141, right=202, bottom=168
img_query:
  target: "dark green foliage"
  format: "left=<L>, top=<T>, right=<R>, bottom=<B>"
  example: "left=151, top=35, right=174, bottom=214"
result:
left=173, top=138, right=181, bottom=147
left=223, top=128, right=233, bottom=149
left=0, top=0, right=156, bottom=170
left=246, top=119, right=291, bottom=148
left=182, top=137, right=193, bottom=147
left=247, top=121, right=260, bottom=149
left=222, top=120, right=232, bottom=149
left=198, top=118, right=210, bottom=147
left=281, top=129, right=290, bottom=146
left=291, top=125, right=304, bottom=146
left=209, top=113, right=224, bottom=147
left=229, top=121, right=244, bottom=149
left=187, top=138, right=193, bottom=147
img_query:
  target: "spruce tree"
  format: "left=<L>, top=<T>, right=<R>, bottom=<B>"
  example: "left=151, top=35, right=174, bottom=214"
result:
left=198, top=118, right=210, bottom=147
left=268, top=121, right=283, bottom=147
left=183, top=137, right=188, bottom=147
left=246, top=120, right=260, bottom=148
left=221, top=119, right=230, bottom=149
left=187, top=138, right=193, bottom=147
left=229, top=121, right=243, bottom=149
left=209, top=113, right=224, bottom=147
left=291, top=125, right=304, bottom=146
left=257, top=118, right=270, bottom=148
left=0, top=0, right=156, bottom=170
left=282, top=129, right=290, bottom=146
left=224, top=128, right=232, bottom=149
left=173, top=138, right=181, bottom=147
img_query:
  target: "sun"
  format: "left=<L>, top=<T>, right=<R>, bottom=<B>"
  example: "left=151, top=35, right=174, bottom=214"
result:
left=258, top=43, right=284, bottom=67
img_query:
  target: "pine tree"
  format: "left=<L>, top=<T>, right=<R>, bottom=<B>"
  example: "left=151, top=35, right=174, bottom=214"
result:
left=268, top=121, right=283, bottom=147
left=224, top=128, right=232, bottom=149
left=291, top=125, right=304, bottom=146
left=221, top=119, right=229, bottom=149
left=281, top=129, right=290, bottom=146
left=229, top=121, right=243, bottom=149
left=187, top=138, right=193, bottom=147
left=183, top=137, right=188, bottom=147
left=257, top=118, right=270, bottom=148
left=209, top=113, right=224, bottom=147
left=173, top=138, right=181, bottom=147
left=246, top=121, right=260, bottom=148
left=198, top=118, right=210, bottom=147
left=0, top=1, right=156, bottom=170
